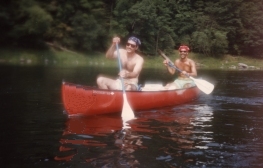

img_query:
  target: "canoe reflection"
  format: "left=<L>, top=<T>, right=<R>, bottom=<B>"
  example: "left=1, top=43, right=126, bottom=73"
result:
left=55, top=106, right=213, bottom=167
left=54, top=114, right=144, bottom=167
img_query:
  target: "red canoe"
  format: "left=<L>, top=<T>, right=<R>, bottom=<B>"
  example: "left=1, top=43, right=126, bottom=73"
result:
left=62, top=82, right=200, bottom=116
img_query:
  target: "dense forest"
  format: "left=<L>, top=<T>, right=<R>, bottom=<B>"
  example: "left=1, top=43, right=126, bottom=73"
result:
left=0, top=0, right=262, bottom=57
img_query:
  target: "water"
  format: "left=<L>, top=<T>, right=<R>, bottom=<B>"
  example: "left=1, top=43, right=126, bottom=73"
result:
left=0, top=65, right=262, bottom=167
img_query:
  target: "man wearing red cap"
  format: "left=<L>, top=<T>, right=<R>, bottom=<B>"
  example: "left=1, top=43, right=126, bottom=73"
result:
left=163, top=45, right=197, bottom=89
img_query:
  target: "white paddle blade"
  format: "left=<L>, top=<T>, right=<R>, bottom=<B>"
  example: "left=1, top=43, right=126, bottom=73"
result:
left=190, top=77, right=214, bottom=94
left=121, top=93, right=135, bottom=120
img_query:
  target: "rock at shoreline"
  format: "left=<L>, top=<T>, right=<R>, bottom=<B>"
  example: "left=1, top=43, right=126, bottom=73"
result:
left=238, top=63, right=248, bottom=69
left=236, top=63, right=260, bottom=70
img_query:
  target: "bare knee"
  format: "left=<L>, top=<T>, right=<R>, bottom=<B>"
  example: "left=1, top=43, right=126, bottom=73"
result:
left=96, top=75, right=117, bottom=90
left=125, top=84, right=137, bottom=91
left=165, top=83, right=178, bottom=90
left=183, top=83, right=192, bottom=88
left=96, top=75, right=104, bottom=85
left=97, top=75, right=108, bottom=89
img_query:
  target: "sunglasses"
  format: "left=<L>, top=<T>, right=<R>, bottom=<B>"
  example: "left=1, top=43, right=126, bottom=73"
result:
left=126, top=42, right=136, bottom=48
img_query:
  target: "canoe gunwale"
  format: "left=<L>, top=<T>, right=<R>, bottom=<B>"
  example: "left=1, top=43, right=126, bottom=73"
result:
left=62, top=82, right=200, bottom=116
left=62, top=81, right=197, bottom=93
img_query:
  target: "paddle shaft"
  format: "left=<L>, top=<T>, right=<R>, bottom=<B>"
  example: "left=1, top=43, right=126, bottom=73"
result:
left=116, top=43, right=135, bottom=122
left=158, top=49, right=189, bottom=77
left=116, top=44, right=125, bottom=93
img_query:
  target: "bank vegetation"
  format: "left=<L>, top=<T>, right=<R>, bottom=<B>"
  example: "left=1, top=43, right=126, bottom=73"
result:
left=0, top=0, right=263, bottom=58
left=0, top=47, right=262, bottom=70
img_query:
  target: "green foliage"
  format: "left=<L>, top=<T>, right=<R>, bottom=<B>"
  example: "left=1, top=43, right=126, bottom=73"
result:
left=239, top=0, right=263, bottom=56
left=11, top=4, right=52, bottom=36
left=171, top=0, right=195, bottom=45
left=44, top=0, right=109, bottom=51
left=0, top=0, right=52, bottom=47
left=0, top=0, right=262, bottom=58
left=191, top=30, right=228, bottom=57
left=1, top=47, right=263, bottom=69
left=113, top=0, right=177, bottom=55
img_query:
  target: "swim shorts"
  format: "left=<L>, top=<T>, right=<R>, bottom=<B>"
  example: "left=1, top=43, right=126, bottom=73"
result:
left=116, top=78, right=139, bottom=90
left=173, top=78, right=196, bottom=89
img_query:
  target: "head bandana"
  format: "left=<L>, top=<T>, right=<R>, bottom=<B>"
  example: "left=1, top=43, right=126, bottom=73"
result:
left=179, top=45, right=190, bottom=51
left=128, top=36, right=141, bottom=46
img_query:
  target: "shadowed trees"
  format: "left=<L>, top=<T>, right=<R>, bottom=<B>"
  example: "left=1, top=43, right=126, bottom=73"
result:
left=0, top=0, right=262, bottom=57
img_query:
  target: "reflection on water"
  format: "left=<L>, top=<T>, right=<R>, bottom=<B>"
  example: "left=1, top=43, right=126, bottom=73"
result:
left=55, top=97, right=263, bottom=167
left=1, top=66, right=263, bottom=167
left=55, top=104, right=218, bottom=167
left=54, top=115, right=143, bottom=167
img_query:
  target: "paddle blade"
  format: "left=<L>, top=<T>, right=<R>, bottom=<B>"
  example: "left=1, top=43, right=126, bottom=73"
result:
left=121, top=93, right=135, bottom=120
left=190, top=77, right=214, bottom=94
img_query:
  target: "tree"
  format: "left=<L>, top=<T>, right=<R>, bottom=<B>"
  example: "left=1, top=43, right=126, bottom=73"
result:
left=44, top=0, right=109, bottom=51
left=0, top=0, right=52, bottom=47
left=1, top=0, right=262, bottom=57
left=190, top=0, right=230, bottom=56
left=191, top=30, right=228, bottom=56
left=113, top=0, right=177, bottom=55
left=239, top=0, right=263, bottom=56
left=170, top=0, right=195, bottom=47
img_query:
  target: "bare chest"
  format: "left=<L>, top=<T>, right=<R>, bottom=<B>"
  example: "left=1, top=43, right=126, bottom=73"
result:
left=176, top=61, right=191, bottom=72
left=121, top=56, right=137, bottom=71
left=121, top=53, right=137, bottom=72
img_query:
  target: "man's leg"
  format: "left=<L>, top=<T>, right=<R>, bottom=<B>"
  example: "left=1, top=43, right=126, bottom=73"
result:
left=97, top=75, right=118, bottom=89
left=183, top=83, right=192, bottom=88
left=164, top=83, right=178, bottom=90
left=125, top=84, right=138, bottom=91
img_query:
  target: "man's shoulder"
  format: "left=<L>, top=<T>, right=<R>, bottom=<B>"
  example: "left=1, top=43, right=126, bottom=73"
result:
left=188, top=58, right=196, bottom=64
left=136, top=53, right=144, bottom=62
left=136, top=53, right=143, bottom=58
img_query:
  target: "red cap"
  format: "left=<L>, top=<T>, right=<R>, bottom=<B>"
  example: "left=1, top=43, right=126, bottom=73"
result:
left=179, top=45, right=190, bottom=51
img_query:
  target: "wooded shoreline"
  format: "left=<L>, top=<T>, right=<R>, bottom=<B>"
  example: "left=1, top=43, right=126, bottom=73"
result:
left=0, top=48, right=262, bottom=70
left=1, top=0, right=263, bottom=57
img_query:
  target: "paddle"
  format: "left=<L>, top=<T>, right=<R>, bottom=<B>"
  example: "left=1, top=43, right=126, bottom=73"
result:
left=116, top=43, right=135, bottom=125
left=158, top=49, right=214, bottom=94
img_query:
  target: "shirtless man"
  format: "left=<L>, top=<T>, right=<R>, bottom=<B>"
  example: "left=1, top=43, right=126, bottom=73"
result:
left=97, top=36, right=144, bottom=90
left=163, top=45, right=197, bottom=89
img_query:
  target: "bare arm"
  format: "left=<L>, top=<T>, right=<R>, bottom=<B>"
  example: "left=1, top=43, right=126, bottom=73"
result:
left=163, top=59, right=176, bottom=75
left=128, top=57, right=144, bottom=78
left=105, top=44, right=117, bottom=59
left=188, top=61, right=197, bottom=77
left=105, top=37, right=120, bottom=59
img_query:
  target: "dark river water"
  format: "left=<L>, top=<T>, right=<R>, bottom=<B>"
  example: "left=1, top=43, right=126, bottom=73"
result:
left=0, top=65, right=263, bottom=168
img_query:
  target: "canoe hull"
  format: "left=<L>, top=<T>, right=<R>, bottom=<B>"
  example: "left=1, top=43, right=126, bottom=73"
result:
left=62, top=82, right=200, bottom=116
